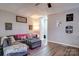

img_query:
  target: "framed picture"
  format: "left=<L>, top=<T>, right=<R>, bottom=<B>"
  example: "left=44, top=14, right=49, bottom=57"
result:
left=29, top=25, right=33, bottom=30
left=16, top=16, right=27, bottom=23
left=66, top=13, right=73, bottom=22
left=65, top=26, right=73, bottom=34
left=5, top=23, right=12, bottom=30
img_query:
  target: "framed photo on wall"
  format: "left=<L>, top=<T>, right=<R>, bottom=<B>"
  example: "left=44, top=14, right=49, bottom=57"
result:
left=5, top=23, right=12, bottom=30
left=65, top=26, right=73, bottom=34
left=66, top=13, right=73, bottom=22
left=29, top=25, right=33, bottom=30
left=16, top=16, right=27, bottom=23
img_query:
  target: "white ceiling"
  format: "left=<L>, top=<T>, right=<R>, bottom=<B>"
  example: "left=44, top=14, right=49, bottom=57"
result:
left=0, top=3, right=79, bottom=17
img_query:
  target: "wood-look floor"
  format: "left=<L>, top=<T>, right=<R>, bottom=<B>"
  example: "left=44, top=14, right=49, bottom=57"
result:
left=28, top=42, right=79, bottom=56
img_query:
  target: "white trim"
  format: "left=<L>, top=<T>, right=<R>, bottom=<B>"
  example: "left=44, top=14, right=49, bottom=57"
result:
left=48, top=40, right=79, bottom=48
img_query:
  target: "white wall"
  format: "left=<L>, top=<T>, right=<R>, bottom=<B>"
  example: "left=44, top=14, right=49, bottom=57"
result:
left=48, top=8, right=79, bottom=48
left=0, top=10, right=31, bottom=37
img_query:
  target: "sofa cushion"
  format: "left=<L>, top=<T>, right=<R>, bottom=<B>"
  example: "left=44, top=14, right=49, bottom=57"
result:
left=15, top=34, right=32, bottom=40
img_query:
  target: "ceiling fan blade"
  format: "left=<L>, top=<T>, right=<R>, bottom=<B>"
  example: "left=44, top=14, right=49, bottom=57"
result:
left=35, top=3, right=40, bottom=6
left=47, top=3, right=52, bottom=8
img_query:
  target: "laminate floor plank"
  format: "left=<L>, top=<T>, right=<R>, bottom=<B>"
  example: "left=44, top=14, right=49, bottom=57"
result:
left=28, top=42, right=79, bottom=56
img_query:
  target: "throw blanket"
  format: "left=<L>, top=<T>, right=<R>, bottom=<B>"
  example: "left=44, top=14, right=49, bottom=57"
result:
left=3, top=42, right=28, bottom=56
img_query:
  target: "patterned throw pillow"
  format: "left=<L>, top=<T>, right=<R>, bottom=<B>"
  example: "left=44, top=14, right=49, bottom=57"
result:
left=3, top=38, right=8, bottom=47
left=9, top=36, right=15, bottom=44
left=7, top=38, right=12, bottom=46
left=1, top=36, right=8, bottom=46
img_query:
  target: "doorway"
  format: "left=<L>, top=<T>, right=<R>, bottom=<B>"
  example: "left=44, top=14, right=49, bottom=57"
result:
left=40, top=16, right=48, bottom=46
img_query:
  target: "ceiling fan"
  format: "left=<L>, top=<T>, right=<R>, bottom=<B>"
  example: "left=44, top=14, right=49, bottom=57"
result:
left=35, top=3, right=52, bottom=8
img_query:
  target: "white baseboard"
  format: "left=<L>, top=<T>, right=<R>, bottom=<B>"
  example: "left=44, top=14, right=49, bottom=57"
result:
left=48, top=40, right=79, bottom=48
